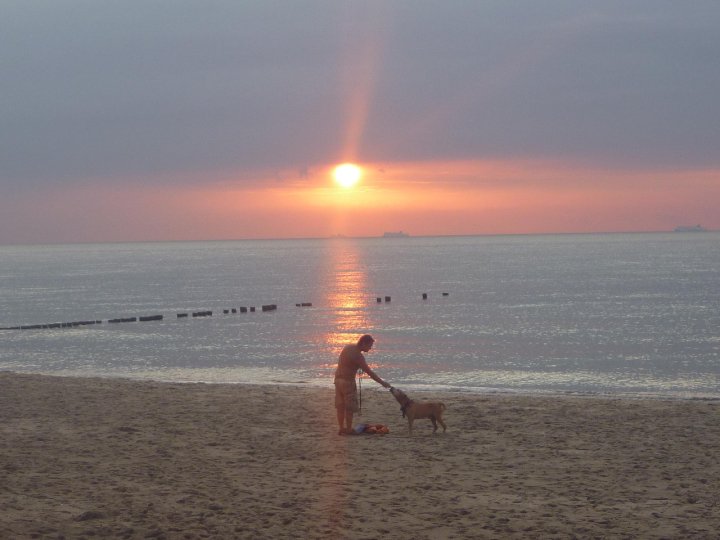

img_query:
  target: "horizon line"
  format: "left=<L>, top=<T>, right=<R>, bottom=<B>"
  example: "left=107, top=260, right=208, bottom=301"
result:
left=1, top=228, right=715, bottom=248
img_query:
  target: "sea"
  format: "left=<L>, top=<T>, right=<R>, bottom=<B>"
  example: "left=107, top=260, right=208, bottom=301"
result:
left=1, top=233, right=719, bottom=399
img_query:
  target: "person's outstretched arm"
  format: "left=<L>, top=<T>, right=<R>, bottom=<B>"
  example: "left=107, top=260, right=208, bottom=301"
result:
left=359, top=358, right=390, bottom=388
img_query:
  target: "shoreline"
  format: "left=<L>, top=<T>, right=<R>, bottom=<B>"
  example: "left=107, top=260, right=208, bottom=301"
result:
left=2, top=372, right=720, bottom=538
left=3, top=369, right=720, bottom=403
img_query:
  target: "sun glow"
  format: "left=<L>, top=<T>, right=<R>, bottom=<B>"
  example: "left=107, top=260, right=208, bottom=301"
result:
left=332, top=163, right=362, bottom=188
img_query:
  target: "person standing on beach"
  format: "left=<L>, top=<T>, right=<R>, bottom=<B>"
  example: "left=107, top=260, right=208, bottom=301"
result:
left=334, top=334, right=391, bottom=435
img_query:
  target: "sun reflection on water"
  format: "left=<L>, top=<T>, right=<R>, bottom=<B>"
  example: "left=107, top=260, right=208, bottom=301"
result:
left=321, top=240, right=373, bottom=354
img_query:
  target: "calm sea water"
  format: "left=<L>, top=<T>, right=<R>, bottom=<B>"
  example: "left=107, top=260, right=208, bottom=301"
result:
left=1, top=233, right=719, bottom=399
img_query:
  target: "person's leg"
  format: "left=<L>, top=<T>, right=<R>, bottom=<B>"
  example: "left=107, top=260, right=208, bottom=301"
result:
left=335, top=380, right=347, bottom=434
left=335, top=379, right=358, bottom=434
left=345, top=380, right=358, bottom=433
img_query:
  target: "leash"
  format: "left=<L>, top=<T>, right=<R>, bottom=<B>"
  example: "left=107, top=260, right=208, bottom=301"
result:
left=357, top=369, right=362, bottom=413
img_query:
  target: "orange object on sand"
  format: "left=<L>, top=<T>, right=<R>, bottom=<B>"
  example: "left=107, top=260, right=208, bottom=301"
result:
left=363, top=424, right=389, bottom=434
left=354, top=423, right=390, bottom=434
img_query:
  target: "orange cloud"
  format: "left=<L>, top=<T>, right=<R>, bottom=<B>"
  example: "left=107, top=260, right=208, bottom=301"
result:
left=2, top=158, right=718, bottom=244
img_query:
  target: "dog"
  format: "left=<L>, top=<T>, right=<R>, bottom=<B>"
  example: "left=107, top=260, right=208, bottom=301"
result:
left=390, top=386, right=447, bottom=435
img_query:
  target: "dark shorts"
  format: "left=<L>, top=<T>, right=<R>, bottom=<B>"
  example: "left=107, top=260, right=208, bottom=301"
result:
left=334, top=378, right=359, bottom=412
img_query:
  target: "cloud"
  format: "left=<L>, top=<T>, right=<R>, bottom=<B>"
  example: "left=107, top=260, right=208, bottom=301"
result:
left=361, top=4, right=720, bottom=167
left=1, top=1, right=719, bottom=242
left=1, top=2, right=349, bottom=187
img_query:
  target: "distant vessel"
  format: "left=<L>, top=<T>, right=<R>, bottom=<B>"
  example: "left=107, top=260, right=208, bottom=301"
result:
left=674, top=225, right=708, bottom=232
left=382, top=231, right=410, bottom=238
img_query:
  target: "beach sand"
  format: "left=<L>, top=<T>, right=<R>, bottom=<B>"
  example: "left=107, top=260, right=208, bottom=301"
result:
left=1, top=373, right=719, bottom=539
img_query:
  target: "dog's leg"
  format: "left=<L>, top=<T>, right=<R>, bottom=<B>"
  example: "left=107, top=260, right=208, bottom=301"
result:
left=438, top=416, right=447, bottom=432
left=430, top=415, right=438, bottom=433
left=407, top=417, right=414, bottom=436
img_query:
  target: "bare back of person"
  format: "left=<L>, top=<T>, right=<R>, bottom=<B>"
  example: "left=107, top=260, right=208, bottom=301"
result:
left=335, top=344, right=365, bottom=380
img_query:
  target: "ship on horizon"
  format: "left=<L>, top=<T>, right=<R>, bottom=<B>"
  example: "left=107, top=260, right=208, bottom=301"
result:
left=382, top=231, right=410, bottom=238
left=674, top=225, right=708, bottom=232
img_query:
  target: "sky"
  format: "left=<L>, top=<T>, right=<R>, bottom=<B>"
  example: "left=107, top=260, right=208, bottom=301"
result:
left=2, top=1, right=719, bottom=244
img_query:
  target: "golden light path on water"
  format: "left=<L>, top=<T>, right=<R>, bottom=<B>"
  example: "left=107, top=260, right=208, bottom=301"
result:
left=321, top=240, right=372, bottom=358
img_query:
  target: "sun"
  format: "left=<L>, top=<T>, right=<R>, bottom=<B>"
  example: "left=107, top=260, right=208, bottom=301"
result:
left=332, top=163, right=362, bottom=188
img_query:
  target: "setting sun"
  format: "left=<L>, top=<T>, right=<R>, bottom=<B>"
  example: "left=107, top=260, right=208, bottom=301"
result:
left=332, top=163, right=362, bottom=188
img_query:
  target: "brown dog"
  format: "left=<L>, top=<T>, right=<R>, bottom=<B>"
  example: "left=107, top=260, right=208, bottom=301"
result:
left=390, top=387, right=447, bottom=435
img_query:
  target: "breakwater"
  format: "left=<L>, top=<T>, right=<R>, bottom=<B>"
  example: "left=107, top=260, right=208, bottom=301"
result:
left=1, top=292, right=449, bottom=331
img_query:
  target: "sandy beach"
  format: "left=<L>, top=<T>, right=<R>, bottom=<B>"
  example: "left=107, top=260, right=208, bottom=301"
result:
left=1, top=373, right=719, bottom=539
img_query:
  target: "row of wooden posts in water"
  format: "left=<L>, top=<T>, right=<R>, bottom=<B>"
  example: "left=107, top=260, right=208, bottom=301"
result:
left=1, top=305, right=281, bottom=330
left=1, top=292, right=449, bottom=331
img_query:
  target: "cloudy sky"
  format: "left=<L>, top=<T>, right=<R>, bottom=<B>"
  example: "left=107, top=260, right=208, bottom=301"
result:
left=2, top=1, right=719, bottom=243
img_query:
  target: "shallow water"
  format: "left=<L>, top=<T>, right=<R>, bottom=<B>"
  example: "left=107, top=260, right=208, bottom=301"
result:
left=2, top=233, right=719, bottom=398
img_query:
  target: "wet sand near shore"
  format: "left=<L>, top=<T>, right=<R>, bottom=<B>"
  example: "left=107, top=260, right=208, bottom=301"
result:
left=1, top=372, right=719, bottom=539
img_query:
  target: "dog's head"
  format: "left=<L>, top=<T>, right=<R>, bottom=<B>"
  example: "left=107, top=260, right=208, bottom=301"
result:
left=390, top=386, right=410, bottom=407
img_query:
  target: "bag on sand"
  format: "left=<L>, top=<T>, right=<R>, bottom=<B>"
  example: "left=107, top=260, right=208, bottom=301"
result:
left=353, top=423, right=390, bottom=435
